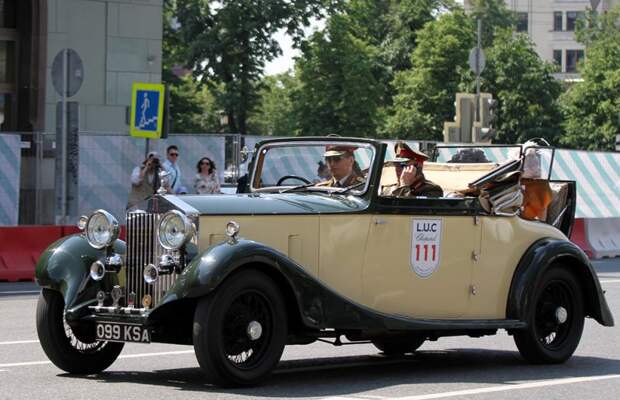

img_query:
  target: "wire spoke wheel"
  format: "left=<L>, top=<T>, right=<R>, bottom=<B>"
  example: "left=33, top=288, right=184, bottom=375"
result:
left=514, top=267, right=584, bottom=364
left=193, top=270, right=287, bottom=387
left=222, top=291, right=272, bottom=368
left=36, top=289, right=124, bottom=374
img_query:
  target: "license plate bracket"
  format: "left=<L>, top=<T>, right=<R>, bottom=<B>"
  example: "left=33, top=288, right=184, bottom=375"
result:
left=95, top=322, right=150, bottom=343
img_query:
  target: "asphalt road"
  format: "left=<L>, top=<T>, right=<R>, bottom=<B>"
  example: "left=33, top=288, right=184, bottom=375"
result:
left=1, top=259, right=619, bottom=400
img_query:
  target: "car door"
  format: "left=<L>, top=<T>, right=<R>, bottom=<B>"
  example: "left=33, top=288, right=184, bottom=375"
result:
left=318, top=214, right=373, bottom=304
left=362, top=208, right=481, bottom=319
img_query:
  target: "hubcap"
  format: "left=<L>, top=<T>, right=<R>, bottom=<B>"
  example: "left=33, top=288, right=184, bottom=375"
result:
left=247, top=320, right=263, bottom=341
left=555, top=306, right=568, bottom=324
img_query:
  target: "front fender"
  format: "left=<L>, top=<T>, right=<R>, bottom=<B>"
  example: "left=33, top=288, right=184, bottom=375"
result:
left=35, top=234, right=126, bottom=309
left=507, top=238, right=614, bottom=327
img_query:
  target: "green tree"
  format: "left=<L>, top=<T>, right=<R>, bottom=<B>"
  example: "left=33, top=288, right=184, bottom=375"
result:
left=474, top=30, right=563, bottom=144
left=292, top=14, right=385, bottom=136
left=248, top=73, right=298, bottom=136
left=468, top=0, right=516, bottom=47
left=385, top=10, right=475, bottom=140
left=171, top=0, right=340, bottom=135
left=163, top=1, right=218, bottom=133
left=560, top=7, right=620, bottom=150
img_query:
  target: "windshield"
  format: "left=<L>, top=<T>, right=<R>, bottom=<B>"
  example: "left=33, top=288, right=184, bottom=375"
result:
left=251, top=141, right=376, bottom=194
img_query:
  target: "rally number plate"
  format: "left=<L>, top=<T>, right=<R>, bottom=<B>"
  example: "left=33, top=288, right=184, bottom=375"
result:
left=96, top=322, right=150, bottom=343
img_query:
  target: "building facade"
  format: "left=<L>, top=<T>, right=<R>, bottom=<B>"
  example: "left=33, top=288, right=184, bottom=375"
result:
left=464, top=0, right=620, bottom=80
left=0, top=0, right=163, bottom=224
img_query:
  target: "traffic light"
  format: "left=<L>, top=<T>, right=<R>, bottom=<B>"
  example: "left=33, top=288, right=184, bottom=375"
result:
left=474, top=94, right=497, bottom=143
left=443, top=93, right=475, bottom=143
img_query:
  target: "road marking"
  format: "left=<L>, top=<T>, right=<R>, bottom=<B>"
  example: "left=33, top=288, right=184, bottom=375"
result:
left=600, top=279, right=620, bottom=284
left=323, top=374, right=620, bottom=400
left=0, top=340, right=39, bottom=345
left=0, top=349, right=195, bottom=368
left=0, top=290, right=39, bottom=295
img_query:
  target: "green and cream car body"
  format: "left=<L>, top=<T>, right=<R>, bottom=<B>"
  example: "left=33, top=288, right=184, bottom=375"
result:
left=35, top=137, right=614, bottom=387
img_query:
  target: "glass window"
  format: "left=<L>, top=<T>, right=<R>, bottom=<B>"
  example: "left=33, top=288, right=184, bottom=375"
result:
left=566, top=11, right=585, bottom=31
left=0, top=0, right=16, bottom=29
left=0, top=93, right=12, bottom=131
left=553, top=11, right=563, bottom=31
left=565, top=50, right=584, bottom=73
left=0, top=40, right=15, bottom=83
left=553, top=50, right=562, bottom=70
left=516, top=12, right=528, bottom=32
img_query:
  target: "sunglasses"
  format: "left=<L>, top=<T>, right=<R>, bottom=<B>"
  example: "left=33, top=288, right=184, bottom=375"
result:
left=169, top=153, right=179, bottom=157
left=396, top=161, right=420, bottom=168
left=200, top=161, right=210, bottom=166
left=326, top=156, right=344, bottom=163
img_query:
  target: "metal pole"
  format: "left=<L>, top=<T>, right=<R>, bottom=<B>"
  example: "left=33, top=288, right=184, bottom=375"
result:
left=61, top=49, right=68, bottom=224
left=475, top=19, right=482, bottom=123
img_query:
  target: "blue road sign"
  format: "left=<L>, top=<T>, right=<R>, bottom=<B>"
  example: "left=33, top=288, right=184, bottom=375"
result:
left=130, top=83, right=165, bottom=139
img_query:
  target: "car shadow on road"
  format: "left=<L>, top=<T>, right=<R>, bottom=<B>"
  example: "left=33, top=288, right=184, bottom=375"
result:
left=62, top=348, right=620, bottom=397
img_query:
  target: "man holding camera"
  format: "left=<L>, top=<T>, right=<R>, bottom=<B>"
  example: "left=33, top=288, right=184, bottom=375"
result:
left=127, top=151, right=169, bottom=209
left=381, top=141, right=443, bottom=198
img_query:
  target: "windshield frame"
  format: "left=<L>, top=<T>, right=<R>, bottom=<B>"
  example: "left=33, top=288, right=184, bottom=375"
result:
left=248, top=138, right=379, bottom=196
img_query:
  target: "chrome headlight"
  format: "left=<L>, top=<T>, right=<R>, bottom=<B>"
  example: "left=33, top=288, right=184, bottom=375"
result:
left=158, top=210, right=193, bottom=250
left=85, top=210, right=119, bottom=249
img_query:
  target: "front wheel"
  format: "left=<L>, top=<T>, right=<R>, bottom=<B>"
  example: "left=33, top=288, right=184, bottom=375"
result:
left=193, top=270, right=288, bottom=387
left=36, top=289, right=124, bottom=374
left=514, top=267, right=585, bottom=364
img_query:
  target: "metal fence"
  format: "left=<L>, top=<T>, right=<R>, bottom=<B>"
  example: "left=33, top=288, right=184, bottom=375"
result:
left=0, top=132, right=264, bottom=226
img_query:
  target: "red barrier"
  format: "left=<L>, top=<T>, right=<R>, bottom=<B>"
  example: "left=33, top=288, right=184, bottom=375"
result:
left=0, top=226, right=63, bottom=282
left=570, top=218, right=594, bottom=259
left=0, top=225, right=126, bottom=282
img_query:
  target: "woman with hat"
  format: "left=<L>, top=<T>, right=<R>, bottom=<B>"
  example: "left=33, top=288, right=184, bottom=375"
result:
left=382, top=141, right=443, bottom=197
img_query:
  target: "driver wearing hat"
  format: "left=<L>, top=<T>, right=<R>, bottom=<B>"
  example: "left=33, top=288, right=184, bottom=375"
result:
left=381, top=141, right=443, bottom=197
left=316, top=145, right=365, bottom=188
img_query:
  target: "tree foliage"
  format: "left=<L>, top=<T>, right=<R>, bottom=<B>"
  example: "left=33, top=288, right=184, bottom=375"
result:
left=248, top=73, right=298, bottom=136
left=560, top=7, right=620, bottom=150
left=477, top=30, right=563, bottom=144
left=163, top=1, right=219, bottom=133
left=386, top=10, right=475, bottom=140
left=170, top=0, right=340, bottom=134
left=292, top=14, right=386, bottom=136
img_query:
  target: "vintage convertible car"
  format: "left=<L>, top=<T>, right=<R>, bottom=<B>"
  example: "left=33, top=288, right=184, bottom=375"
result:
left=35, top=137, right=614, bottom=387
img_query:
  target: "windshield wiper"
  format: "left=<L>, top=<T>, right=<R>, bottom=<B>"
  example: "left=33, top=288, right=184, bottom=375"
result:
left=280, top=182, right=317, bottom=193
left=334, top=181, right=366, bottom=195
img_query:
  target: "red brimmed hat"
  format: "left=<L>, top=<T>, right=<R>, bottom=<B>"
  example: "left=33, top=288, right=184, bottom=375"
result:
left=324, top=145, right=357, bottom=157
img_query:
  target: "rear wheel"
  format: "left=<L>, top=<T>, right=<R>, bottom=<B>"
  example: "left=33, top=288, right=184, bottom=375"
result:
left=36, top=288, right=124, bottom=374
left=514, top=267, right=584, bottom=364
left=372, top=335, right=425, bottom=356
left=193, top=270, right=287, bottom=387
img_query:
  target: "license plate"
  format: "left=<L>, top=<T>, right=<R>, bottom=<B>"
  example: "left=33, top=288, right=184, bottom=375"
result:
left=95, top=322, right=150, bottom=343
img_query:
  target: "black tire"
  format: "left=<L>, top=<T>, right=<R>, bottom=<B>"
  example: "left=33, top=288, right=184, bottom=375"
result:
left=193, top=270, right=287, bottom=387
left=514, top=267, right=585, bottom=364
left=36, top=288, right=124, bottom=374
left=372, top=335, right=425, bottom=356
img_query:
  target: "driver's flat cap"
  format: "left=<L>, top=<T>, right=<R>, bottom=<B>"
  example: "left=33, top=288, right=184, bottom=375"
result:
left=324, top=145, right=357, bottom=157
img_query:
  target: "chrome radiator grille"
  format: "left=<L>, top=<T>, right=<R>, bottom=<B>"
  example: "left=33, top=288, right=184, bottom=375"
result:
left=125, top=212, right=178, bottom=308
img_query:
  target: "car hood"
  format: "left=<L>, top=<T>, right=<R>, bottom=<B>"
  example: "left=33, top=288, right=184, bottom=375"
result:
left=165, top=192, right=369, bottom=215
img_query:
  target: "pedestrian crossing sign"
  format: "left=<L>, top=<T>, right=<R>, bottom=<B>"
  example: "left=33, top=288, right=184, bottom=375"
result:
left=130, top=82, right=165, bottom=138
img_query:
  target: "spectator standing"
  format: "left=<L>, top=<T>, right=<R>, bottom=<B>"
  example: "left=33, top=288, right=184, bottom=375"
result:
left=127, top=151, right=164, bottom=209
left=163, top=145, right=184, bottom=193
left=194, top=156, right=221, bottom=194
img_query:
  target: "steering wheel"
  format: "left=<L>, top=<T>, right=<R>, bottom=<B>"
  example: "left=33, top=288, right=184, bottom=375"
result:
left=277, top=175, right=311, bottom=186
